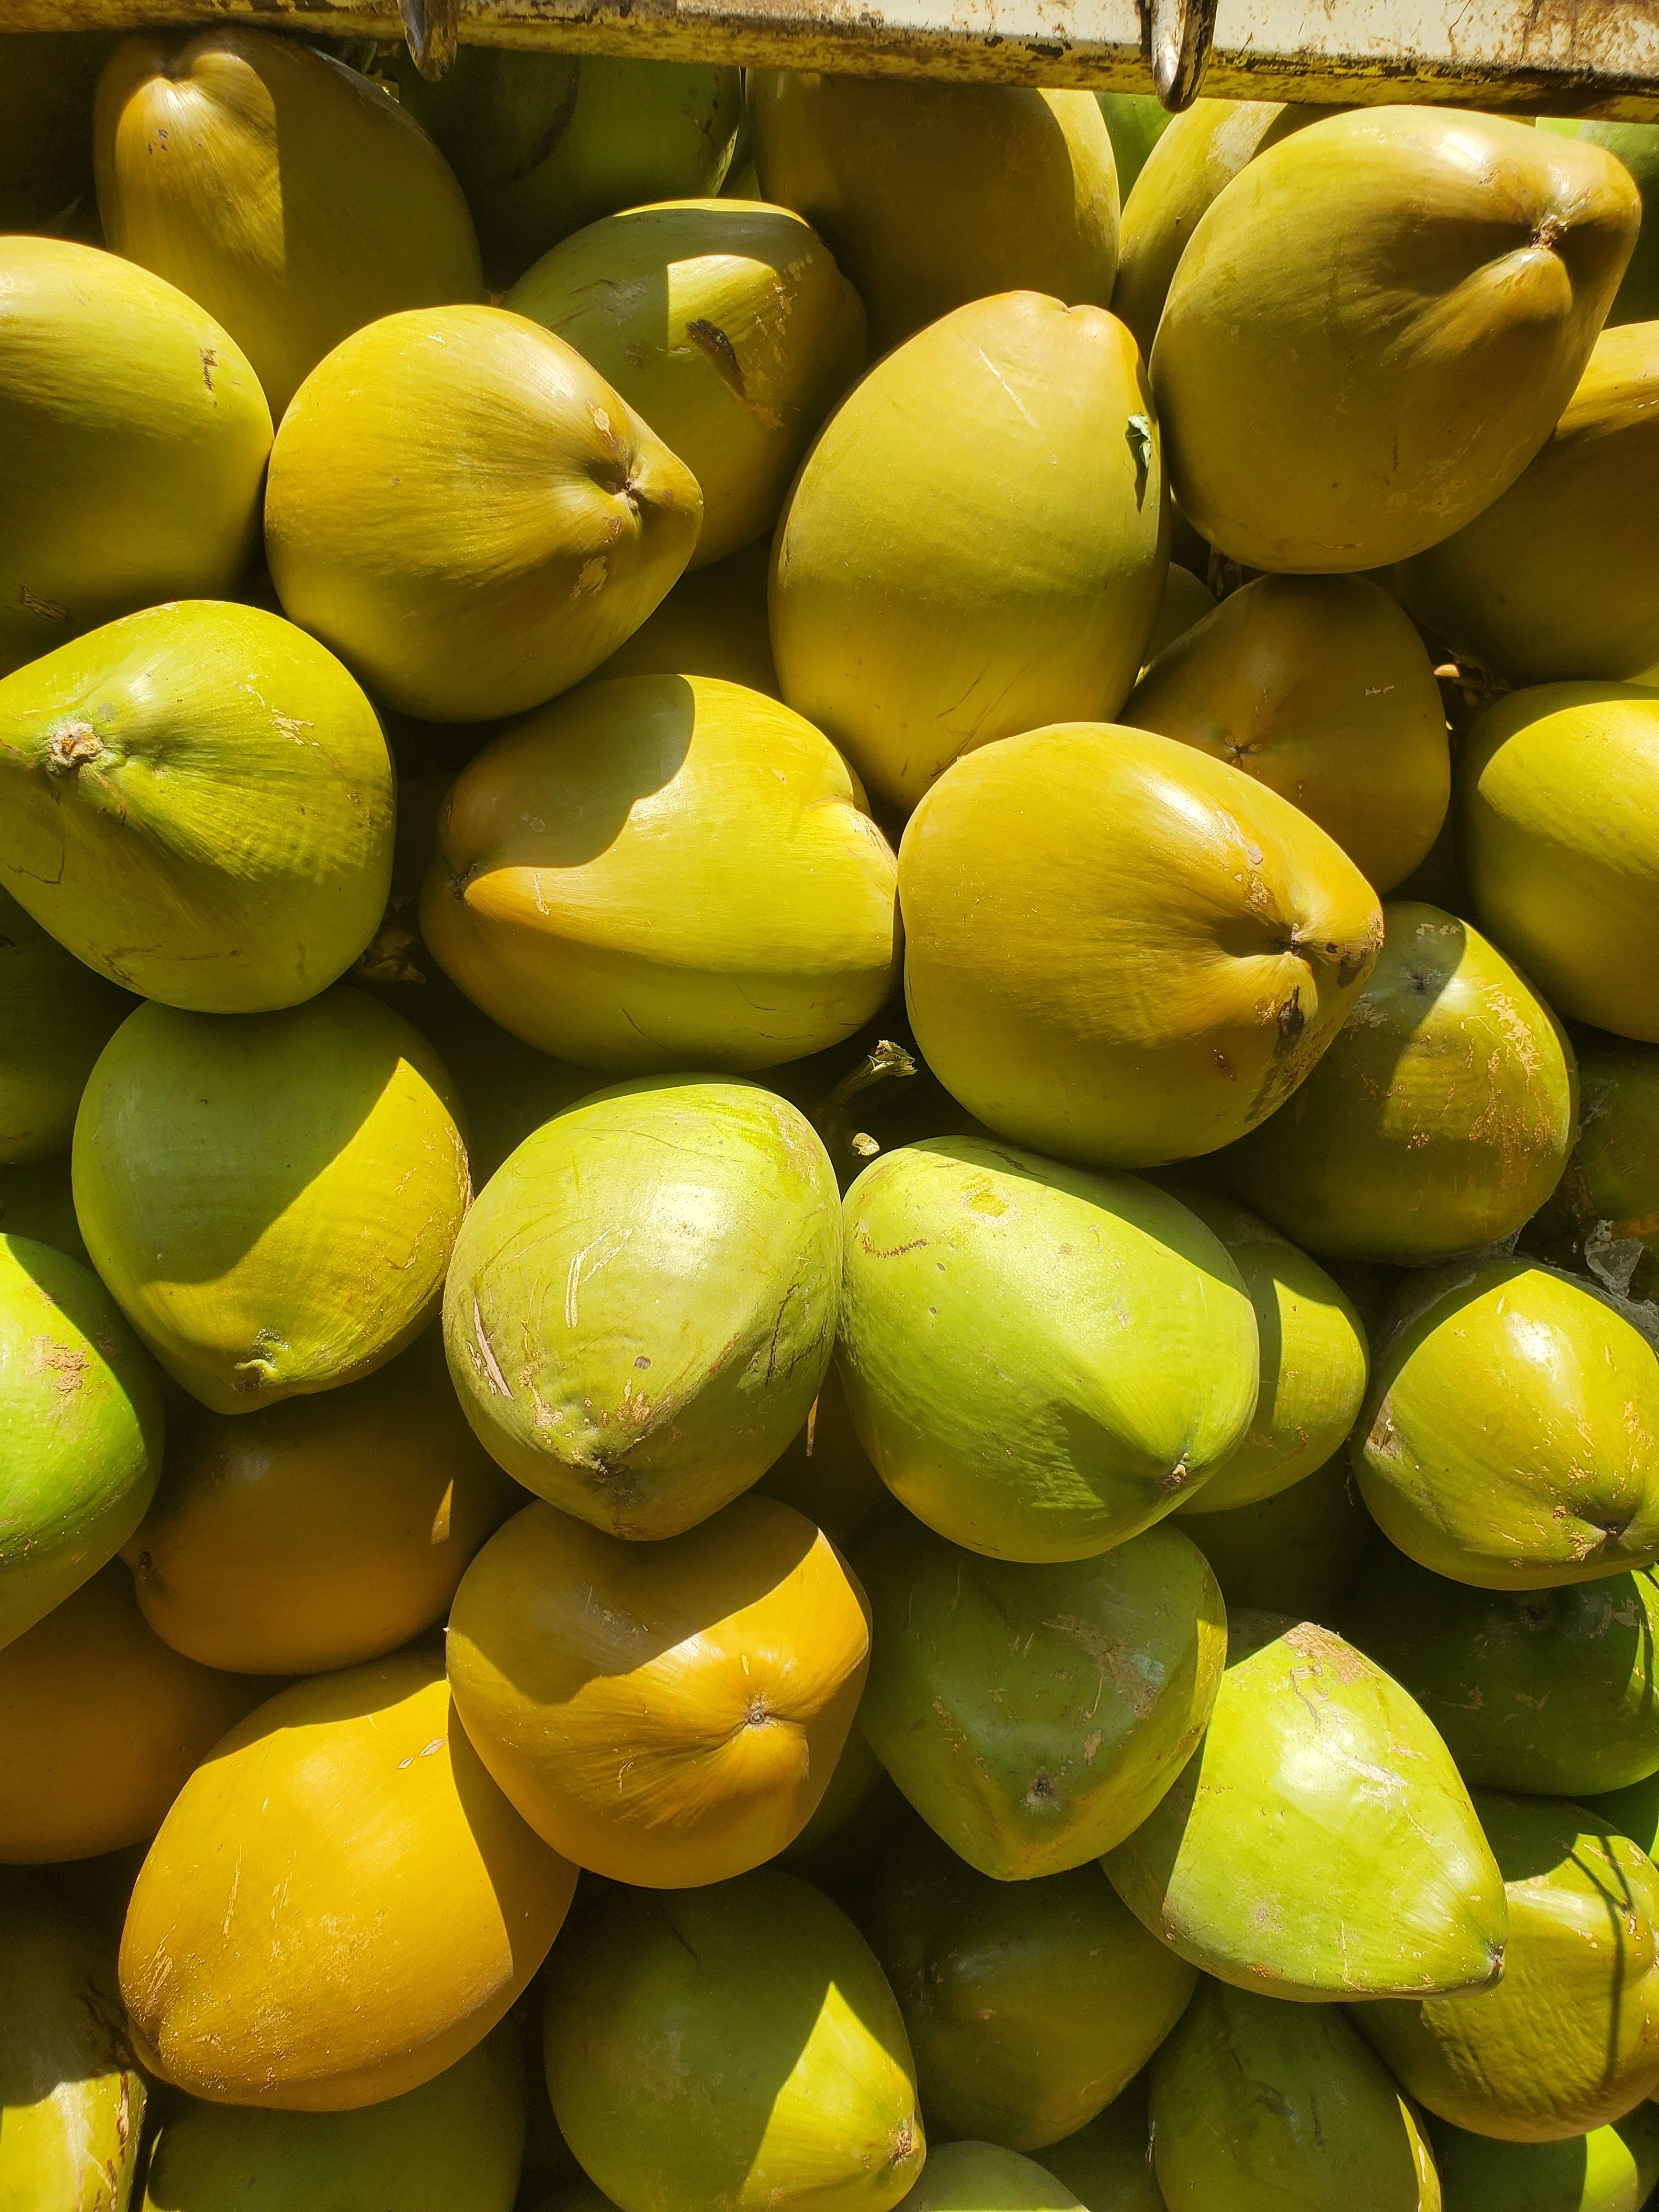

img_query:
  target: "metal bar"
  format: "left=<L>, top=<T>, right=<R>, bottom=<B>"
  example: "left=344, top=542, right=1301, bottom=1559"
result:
left=5, top=0, right=1659, bottom=117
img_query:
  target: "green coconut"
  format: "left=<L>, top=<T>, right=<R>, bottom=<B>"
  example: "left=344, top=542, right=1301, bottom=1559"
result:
left=893, top=2143, right=1082, bottom=2210
left=869, top=1817, right=1195, bottom=2153
left=1124, top=573, right=1450, bottom=892
left=1429, top=2104, right=1659, bottom=2212
left=1039, top=2085, right=1160, bottom=2211
left=507, top=200, right=865, bottom=570
left=1152, top=108, right=1638, bottom=571
left=397, top=50, right=742, bottom=287
left=0, top=889, right=129, bottom=1164
left=1529, top=1033, right=1659, bottom=1306
left=1459, top=682, right=1659, bottom=1043
left=585, top=539, right=779, bottom=696
left=898, top=723, right=1383, bottom=1170
left=1184, top=1458, right=1374, bottom=1621
left=778, top=1705, right=892, bottom=1869
left=263, top=305, right=703, bottom=724
left=1103, top=1611, right=1507, bottom=2001
left=0, top=237, right=270, bottom=679
left=837, top=1138, right=1259, bottom=1559
left=95, top=28, right=483, bottom=420
left=0, top=1233, right=163, bottom=1652
left=856, top=1515, right=1227, bottom=1881
left=1096, top=94, right=1173, bottom=199
left=1589, top=1770, right=1659, bottom=1859
left=748, top=74, right=1118, bottom=356
left=1394, top=326, right=1659, bottom=687
left=757, top=1364, right=893, bottom=1552
left=543, top=1870, right=924, bottom=2212
left=770, top=290, right=1169, bottom=816
left=1352, top=1260, right=1659, bottom=1590
left=419, top=674, right=900, bottom=1075
left=0, top=1884, right=146, bottom=2212
left=1359, top=1792, right=1659, bottom=2142
left=1158, top=1184, right=1369, bottom=1516
left=141, top=2025, right=527, bottom=2211
left=1220, top=902, right=1577, bottom=1265
left=0, top=1158, right=87, bottom=1263
left=1342, top=1547, right=1659, bottom=1798
left=72, top=988, right=469, bottom=1417
left=1111, top=99, right=1338, bottom=357
left=0, top=32, right=112, bottom=230
left=443, top=1077, right=840, bottom=1539
left=0, top=600, right=394, bottom=1012
left=1541, top=118, right=1659, bottom=324
left=1150, top=1979, right=1441, bottom=2210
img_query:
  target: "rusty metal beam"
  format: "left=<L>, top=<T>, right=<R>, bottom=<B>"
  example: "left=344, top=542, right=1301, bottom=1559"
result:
left=5, top=0, right=1659, bottom=118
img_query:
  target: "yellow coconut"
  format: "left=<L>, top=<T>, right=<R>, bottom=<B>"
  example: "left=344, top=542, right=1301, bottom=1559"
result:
left=421, top=674, right=900, bottom=1072
left=119, top=1648, right=577, bottom=2111
left=585, top=540, right=780, bottom=694
left=1458, top=681, right=1659, bottom=1043
left=1124, top=574, right=1450, bottom=893
left=749, top=73, right=1117, bottom=353
left=94, top=28, right=483, bottom=420
left=263, top=305, right=703, bottom=722
left=0, top=237, right=270, bottom=678
left=1112, top=99, right=1340, bottom=357
left=0, top=600, right=396, bottom=1013
left=899, top=724, right=1383, bottom=1168
left=72, top=988, right=470, bottom=1415
left=1153, top=108, right=1639, bottom=571
left=124, top=1330, right=517, bottom=1675
left=0, top=1564, right=264, bottom=1864
left=1395, top=323, right=1659, bottom=686
left=771, top=290, right=1169, bottom=815
left=448, top=1493, right=870, bottom=1886
left=507, top=200, right=865, bottom=568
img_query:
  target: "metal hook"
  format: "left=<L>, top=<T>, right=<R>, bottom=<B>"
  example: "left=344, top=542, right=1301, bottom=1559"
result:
left=399, top=0, right=460, bottom=79
left=1143, top=0, right=1220, bottom=111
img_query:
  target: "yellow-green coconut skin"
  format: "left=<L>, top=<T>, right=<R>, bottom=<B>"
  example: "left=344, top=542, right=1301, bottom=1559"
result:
left=1542, top=119, right=1659, bottom=325
left=0, top=237, right=271, bottom=679
left=0, top=1232, right=163, bottom=1653
left=1343, top=1547, right=1659, bottom=1798
left=0, top=600, right=394, bottom=1013
left=1150, top=1980, right=1443, bottom=2211
left=396, top=50, right=742, bottom=288
left=1353, top=1261, right=1659, bottom=1590
left=94, top=28, right=484, bottom=422
left=1395, top=324, right=1659, bottom=687
left=420, top=673, right=900, bottom=1075
left=1427, top=2104, right=1659, bottom=2212
left=72, top=988, right=469, bottom=1417
left=1112, top=98, right=1340, bottom=358
left=870, top=1818, right=1195, bottom=2153
left=0, top=889, right=129, bottom=1164
left=770, top=290, right=1169, bottom=816
left=543, top=1871, right=925, bottom=2212
left=749, top=74, right=1118, bottom=356
left=1152, top=108, right=1638, bottom=571
left=1530, top=1032, right=1659, bottom=1305
left=893, top=2142, right=1082, bottom=2211
left=443, top=1077, right=840, bottom=1540
left=1458, top=682, right=1659, bottom=1044
left=856, top=1515, right=1227, bottom=1881
left=1163, top=1184, right=1369, bottom=1515
left=835, top=1138, right=1260, bottom=1560
left=1103, top=1611, right=1508, bottom=2002
left=1359, top=1793, right=1659, bottom=2142
left=1039, top=2085, right=1162, bottom=2212
left=507, top=199, right=865, bottom=569
left=263, top=304, right=703, bottom=723
left=0, top=1887, right=146, bottom=2212
left=142, top=2028, right=527, bottom=2212
left=1221, top=902, right=1578, bottom=1266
